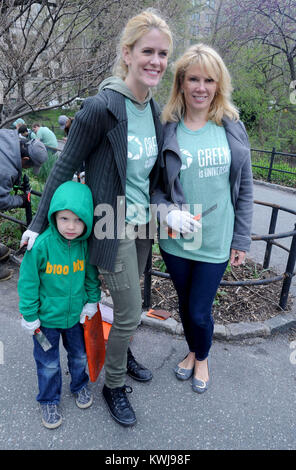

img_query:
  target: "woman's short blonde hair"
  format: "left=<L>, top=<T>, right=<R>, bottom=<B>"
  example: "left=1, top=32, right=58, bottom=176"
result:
left=162, top=43, right=239, bottom=125
left=113, top=9, right=173, bottom=79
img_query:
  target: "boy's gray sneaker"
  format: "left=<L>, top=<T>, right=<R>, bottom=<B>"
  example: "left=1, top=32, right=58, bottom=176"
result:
left=40, top=403, right=62, bottom=429
left=75, top=386, right=93, bottom=409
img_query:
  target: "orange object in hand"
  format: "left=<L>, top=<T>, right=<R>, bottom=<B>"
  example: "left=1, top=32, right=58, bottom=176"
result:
left=83, top=304, right=106, bottom=382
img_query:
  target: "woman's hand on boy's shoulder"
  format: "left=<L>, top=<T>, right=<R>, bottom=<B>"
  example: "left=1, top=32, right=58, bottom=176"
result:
left=20, top=230, right=39, bottom=250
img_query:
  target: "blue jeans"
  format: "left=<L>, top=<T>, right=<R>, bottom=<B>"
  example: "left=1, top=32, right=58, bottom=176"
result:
left=160, top=249, right=228, bottom=361
left=33, top=322, right=89, bottom=404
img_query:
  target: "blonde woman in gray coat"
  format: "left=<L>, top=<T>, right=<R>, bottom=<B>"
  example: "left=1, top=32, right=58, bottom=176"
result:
left=152, top=43, right=253, bottom=394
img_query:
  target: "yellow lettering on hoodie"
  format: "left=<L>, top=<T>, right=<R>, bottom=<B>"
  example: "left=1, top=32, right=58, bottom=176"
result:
left=73, top=260, right=84, bottom=272
left=46, top=261, right=53, bottom=274
left=46, top=261, right=69, bottom=276
left=63, top=265, right=69, bottom=275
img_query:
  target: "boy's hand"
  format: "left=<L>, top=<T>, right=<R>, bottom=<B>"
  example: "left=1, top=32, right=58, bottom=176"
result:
left=80, top=303, right=98, bottom=324
left=21, top=317, right=41, bottom=335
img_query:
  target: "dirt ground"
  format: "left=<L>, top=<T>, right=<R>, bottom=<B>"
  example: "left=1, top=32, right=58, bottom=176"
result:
left=143, top=255, right=293, bottom=325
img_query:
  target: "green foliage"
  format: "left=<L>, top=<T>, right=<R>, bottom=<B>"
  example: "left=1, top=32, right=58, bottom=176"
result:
left=228, top=44, right=294, bottom=153
left=0, top=210, right=24, bottom=250
left=27, top=176, right=45, bottom=213
left=152, top=243, right=167, bottom=273
left=213, top=290, right=227, bottom=306
left=233, top=86, right=265, bottom=131
left=251, top=154, right=296, bottom=187
left=26, top=108, right=76, bottom=139
left=36, top=152, right=59, bottom=184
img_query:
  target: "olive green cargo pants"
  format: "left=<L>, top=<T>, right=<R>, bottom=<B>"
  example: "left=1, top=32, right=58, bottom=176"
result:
left=98, top=232, right=152, bottom=388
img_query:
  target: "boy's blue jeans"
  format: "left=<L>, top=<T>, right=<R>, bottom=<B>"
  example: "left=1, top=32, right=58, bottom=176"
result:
left=33, top=322, right=89, bottom=404
left=160, top=248, right=228, bottom=361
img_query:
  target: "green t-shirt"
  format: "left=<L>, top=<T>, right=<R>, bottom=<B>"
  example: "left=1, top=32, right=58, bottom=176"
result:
left=159, top=120, right=234, bottom=263
left=125, top=98, right=158, bottom=225
left=36, top=126, right=58, bottom=150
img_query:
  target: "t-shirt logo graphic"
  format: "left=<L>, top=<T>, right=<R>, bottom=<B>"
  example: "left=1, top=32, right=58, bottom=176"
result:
left=127, top=135, right=143, bottom=160
left=180, top=149, right=193, bottom=170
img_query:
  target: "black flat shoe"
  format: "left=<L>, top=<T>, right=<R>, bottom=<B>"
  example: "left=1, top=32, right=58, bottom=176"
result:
left=127, top=347, right=153, bottom=382
left=102, top=384, right=136, bottom=427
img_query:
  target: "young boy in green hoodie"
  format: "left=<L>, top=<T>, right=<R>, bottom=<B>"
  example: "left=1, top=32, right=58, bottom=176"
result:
left=18, top=181, right=101, bottom=429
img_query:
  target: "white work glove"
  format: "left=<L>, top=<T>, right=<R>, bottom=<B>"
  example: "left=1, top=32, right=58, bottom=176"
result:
left=166, top=210, right=201, bottom=235
left=21, top=317, right=41, bottom=335
left=80, top=303, right=98, bottom=324
left=20, top=230, right=39, bottom=250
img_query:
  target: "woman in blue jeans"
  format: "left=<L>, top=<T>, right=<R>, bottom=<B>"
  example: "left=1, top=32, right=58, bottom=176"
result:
left=152, top=43, right=253, bottom=393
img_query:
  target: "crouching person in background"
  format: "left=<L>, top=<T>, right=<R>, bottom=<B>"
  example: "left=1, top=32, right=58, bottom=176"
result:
left=0, top=129, right=47, bottom=281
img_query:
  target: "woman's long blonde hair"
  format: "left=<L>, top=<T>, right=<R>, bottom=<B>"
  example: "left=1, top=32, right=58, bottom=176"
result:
left=113, top=9, right=173, bottom=80
left=162, top=43, right=239, bottom=125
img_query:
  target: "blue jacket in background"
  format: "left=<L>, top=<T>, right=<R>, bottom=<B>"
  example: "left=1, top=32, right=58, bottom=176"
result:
left=0, top=129, right=24, bottom=210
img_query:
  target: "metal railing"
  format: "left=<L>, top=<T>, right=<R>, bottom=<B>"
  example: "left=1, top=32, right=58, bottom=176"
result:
left=251, top=147, right=296, bottom=182
left=0, top=169, right=81, bottom=228
left=143, top=200, right=296, bottom=311
left=1, top=177, right=295, bottom=311
left=0, top=174, right=41, bottom=227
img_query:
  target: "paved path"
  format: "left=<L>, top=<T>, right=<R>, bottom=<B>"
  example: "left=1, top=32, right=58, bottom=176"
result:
left=0, top=269, right=295, bottom=451
left=0, top=181, right=295, bottom=451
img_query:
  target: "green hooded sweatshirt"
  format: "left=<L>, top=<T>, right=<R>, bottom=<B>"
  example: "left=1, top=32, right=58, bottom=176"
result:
left=18, top=181, right=101, bottom=329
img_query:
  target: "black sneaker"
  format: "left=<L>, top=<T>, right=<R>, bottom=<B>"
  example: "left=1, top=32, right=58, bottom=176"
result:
left=102, top=384, right=136, bottom=427
left=127, top=347, right=153, bottom=382
left=40, top=403, right=62, bottom=429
